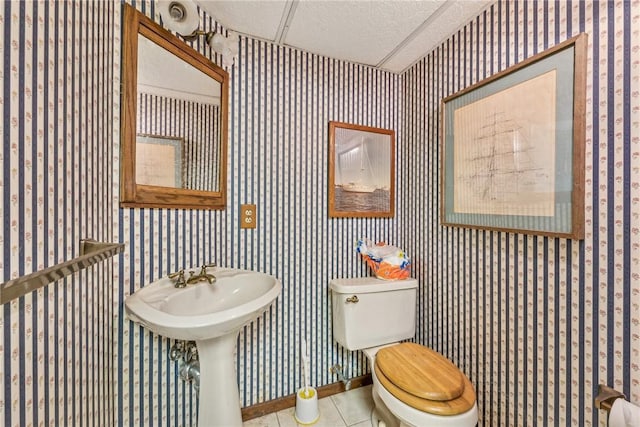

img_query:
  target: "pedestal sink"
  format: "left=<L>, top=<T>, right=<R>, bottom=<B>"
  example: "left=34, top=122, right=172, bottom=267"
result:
left=124, top=267, right=281, bottom=426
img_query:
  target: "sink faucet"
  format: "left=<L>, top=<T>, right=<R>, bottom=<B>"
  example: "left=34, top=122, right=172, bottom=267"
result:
left=168, top=269, right=187, bottom=288
left=186, top=263, right=217, bottom=285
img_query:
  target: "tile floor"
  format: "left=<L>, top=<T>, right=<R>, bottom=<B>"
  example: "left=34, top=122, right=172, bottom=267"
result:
left=243, top=385, right=374, bottom=427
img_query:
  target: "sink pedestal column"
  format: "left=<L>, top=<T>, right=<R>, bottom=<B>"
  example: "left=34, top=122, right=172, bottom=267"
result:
left=196, top=332, right=242, bottom=426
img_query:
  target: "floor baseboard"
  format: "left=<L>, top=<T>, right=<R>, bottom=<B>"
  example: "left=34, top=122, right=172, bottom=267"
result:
left=241, top=374, right=372, bottom=421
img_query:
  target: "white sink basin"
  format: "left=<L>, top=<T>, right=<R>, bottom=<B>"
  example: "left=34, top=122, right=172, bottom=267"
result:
left=125, top=267, right=281, bottom=341
left=125, top=267, right=281, bottom=426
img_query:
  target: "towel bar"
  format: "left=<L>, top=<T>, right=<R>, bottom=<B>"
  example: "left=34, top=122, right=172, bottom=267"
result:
left=0, top=239, right=124, bottom=304
left=595, top=384, right=626, bottom=412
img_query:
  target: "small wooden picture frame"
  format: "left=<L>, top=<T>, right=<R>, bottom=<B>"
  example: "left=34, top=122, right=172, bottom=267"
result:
left=329, top=121, right=395, bottom=218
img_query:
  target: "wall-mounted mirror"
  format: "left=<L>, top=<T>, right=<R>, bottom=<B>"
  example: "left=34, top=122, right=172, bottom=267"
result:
left=120, top=4, right=228, bottom=209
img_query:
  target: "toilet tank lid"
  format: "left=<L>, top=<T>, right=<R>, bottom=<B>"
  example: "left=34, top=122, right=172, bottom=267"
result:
left=330, top=277, right=418, bottom=293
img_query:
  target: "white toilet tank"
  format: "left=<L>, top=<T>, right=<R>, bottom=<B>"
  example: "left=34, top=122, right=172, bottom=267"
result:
left=330, top=277, right=418, bottom=350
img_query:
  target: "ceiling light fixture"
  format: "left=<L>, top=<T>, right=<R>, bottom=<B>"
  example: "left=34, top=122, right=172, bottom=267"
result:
left=158, top=0, right=239, bottom=69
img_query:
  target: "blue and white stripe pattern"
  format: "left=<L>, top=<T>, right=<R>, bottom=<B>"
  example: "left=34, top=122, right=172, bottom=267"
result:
left=137, top=92, right=221, bottom=191
left=1, top=1, right=117, bottom=426
left=404, top=1, right=639, bottom=425
left=1, top=0, right=639, bottom=426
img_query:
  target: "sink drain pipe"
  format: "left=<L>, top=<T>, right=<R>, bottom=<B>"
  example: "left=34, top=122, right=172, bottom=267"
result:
left=170, top=340, right=201, bottom=391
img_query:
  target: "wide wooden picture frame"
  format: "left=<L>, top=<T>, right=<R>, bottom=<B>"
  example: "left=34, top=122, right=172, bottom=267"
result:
left=329, top=121, right=395, bottom=218
left=441, top=33, right=587, bottom=239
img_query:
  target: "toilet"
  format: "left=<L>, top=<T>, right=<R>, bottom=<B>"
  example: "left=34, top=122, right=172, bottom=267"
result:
left=330, top=277, right=478, bottom=427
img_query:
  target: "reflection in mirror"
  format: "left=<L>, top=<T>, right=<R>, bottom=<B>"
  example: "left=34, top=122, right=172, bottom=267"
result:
left=137, top=35, right=220, bottom=192
left=120, top=4, right=228, bottom=209
left=136, top=134, right=184, bottom=187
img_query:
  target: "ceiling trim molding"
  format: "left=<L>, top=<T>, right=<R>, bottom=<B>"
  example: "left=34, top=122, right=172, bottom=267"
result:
left=275, top=0, right=299, bottom=45
left=376, top=0, right=453, bottom=70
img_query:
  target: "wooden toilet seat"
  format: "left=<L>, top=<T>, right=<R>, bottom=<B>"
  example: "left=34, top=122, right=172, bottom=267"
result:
left=374, top=342, right=476, bottom=416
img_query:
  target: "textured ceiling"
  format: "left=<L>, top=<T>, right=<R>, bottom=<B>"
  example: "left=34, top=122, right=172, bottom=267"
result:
left=195, top=0, right=491, bottom=73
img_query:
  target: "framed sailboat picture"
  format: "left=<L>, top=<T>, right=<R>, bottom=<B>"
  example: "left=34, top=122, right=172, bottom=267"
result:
left=329, top=121, right=395, bottom=218
left=440, top=33, right=587, bottom=239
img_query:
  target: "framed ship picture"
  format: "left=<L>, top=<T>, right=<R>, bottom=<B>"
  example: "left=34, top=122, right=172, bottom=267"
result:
left=441, top=33, right=587, bottom=239
left=328, top=121, right=395, bottom=218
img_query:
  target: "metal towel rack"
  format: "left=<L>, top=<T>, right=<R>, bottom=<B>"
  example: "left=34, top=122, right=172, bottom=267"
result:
left=595, top=384, right=626, bottom=412
left=0, top=239, right=124, bottom=304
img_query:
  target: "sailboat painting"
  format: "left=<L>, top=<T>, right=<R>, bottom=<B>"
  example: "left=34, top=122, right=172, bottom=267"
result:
left=452, top=70, right=557, bottom=217
left=340, top=137, right=377, bottom=194
left=329, top=122, right=395, bottom=218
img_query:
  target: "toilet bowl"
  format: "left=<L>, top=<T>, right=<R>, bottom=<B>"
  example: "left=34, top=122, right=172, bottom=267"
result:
left=364, top=344, right=477, bottom=427
left=329, top=277, right=477, bottom=427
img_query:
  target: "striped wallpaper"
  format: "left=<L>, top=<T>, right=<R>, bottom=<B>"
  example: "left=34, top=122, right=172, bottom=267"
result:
left=137, top=92, right=221, bottom=191
left=1, top=1, right=638, bottom=426
left=1, top=1, right=117, bottom=426
left=403, top=1, right=639, bottom=426
left=117, top=1, right=403, bottom=423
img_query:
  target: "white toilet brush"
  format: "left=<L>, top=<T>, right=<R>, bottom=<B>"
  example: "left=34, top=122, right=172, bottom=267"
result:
left=295, top=339, right=319, bottom=424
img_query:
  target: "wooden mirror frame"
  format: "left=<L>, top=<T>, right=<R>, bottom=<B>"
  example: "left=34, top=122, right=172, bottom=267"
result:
left=120, top=4, right=228, bottom=210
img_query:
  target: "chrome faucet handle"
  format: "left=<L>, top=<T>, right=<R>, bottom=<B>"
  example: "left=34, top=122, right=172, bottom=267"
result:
left=168, top=269, right=186, bottom=288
